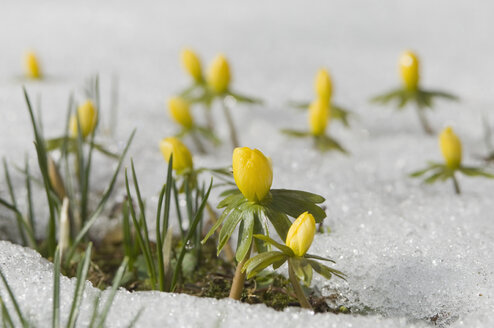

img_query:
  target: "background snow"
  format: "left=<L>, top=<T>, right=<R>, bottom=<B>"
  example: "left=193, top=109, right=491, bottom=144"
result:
left=1, top=0, right=494, bottom=327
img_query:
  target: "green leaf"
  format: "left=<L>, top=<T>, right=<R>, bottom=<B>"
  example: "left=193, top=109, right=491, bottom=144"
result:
left=201, top=204, right=230, bottom=244
left=459, top=167, right=494, bottom=178
left=217, top=191, right=244, bottom=208
left=332, top=104, right=352, bottom=127
left=227, top=91, right=263, bottom=104
left=253, top=234, right=294, bottom=256
left=235, top=209, right=255, bottom=262
left=280, top=129, right=311, bottom=138
left=287, top=100, right=310, bottom=110
left=315, top=135, right=348, bottom=154
left=217, top=209, right=242, bottom=254
left=242, top=251, right=288, bottom=279
left=263, top=207, right=292, bottom=241
left=307, top=259, right=346, bottom=280
left=409, top=166, right=436, bottom=177
left=269, top=189, right=326, bottom=223
left=424, top=90, right=459, bottom=101
left=370, top=88, right=405, bottom=104
left=304, top=253, right=336, bottom=263
left=271, top=189, right=325, bottom=204
left=424, top=170, right=447, bottom=184
left=253, top=217, right=268, bottom=254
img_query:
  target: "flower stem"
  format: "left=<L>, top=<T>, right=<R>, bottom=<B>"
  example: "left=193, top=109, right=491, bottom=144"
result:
left=190, top=130, right=206, bottom=154
left=452, top=173, right=461, bottom=195
left=222, top=100, right=239, bottom=149
left=205, top=103, right=214, bottom=131
left=229, top=244, right=251, bottom=300
left=416, top=106, right=434, bottom=135
left=288, top=260, right=312, bottom=310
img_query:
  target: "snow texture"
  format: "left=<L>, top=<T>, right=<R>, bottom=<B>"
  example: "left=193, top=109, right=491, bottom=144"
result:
left=1, top=0, right=494, bottom=327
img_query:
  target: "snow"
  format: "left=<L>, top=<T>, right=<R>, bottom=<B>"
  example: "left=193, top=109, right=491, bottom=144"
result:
left=1, top=0, right=494, bottom=327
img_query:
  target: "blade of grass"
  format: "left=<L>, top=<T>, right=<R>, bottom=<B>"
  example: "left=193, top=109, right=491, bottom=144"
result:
left=24, top=156, right=35, bottom=241
left=171, top=179, right=213, bottom=291
left=172, top=180, right=185, bottom=239
left=24, top=87, right=58, bottom=256
left=94, top=257, right=128, bottom=328
left=66, top=243, right=92, bottom=328
left=65, top=130, right=135, bottom=265
left=124, top=169, right=156, bottom=288
left=0, top=267, right=29, bottom=328
left=52, top=247, right=61, bottom=328
left=3, top=159, right=27, bottom=245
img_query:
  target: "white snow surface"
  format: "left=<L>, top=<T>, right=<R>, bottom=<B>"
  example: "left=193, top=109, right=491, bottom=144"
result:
left=1, top=0, right=494, bottom=327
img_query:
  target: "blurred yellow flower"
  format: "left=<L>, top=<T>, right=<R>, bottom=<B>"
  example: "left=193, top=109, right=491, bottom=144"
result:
left=308, top=99, right=330, bottom=136
left=181, top=48, right=203, bottom=82
left=24, top=51, right=42, bottom=79
left=159, top=137, right=193, bottom=173
left=286, top=211, right=316, bottom=257
left=439, top=126, right=462, bottom=169
left=314, top=68, right=332, bottom=103
left=399, top=50, right=420, bottom=91
left=168, top=97, right=194, bottom=129
left=70, top=100, right=98, bottom=138
left=207, top=54, right=231, bottom=94
left=232, top=147, right=272, bottom=203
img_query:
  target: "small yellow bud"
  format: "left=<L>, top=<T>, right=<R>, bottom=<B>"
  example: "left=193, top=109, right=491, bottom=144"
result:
left=168, top=97, right=194, bottom=129
left=399, top=51, right=420, bottom=91
left=314, top=68, right=332, bottom=103
left=70, top=100, right=98, bottom=138
left=232, top=147, right=273, bottom=203
left=181, top=48, right=203, bottom=82
left=48, top=156, right=67, bottom=200
left=439, top=126, right=462, bottom=169
left=24, top=51, right=42, bottom=79
left=286, top=211, right=316, bottom=257
left=159, top=137, right=193, bottom=173
left=207, top=54, right=231, bottom=94
left=308, top=99, right=330, bottom=136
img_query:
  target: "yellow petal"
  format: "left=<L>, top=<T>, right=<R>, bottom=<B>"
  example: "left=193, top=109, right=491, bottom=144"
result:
left=159, top=137, right=193, bottom=173
left=207, top=54, right=231, bottom=94
left=181, top=48, right=203, bottom=82
left=439, top=126, right=462, bottom=169
left=232, top=147, right=273, bottom=203
left=314, top=68, right=332, bottom=103
left=168, top=97, right=194, bottom=129
left=24, top=51, right=42, bottom=79
left=399, top=50, right=420, bottom=91
left=308, top=99, right=330, bottom=136
left=286, top=212, right=316, bottom=257
left=70, top=100, right=98, bottom=138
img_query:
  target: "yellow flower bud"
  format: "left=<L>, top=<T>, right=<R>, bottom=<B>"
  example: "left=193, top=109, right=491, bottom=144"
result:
left=70, top=100, right=98, bottom=138
left=314, top=68, right=332, bottom=103
left=181, top=48, right=203, bottom=82
left=207, top=54, right=231, bottom=94
left=439, top=126, right=462, bottom=169
left=308, top=99, right=330, bottom=136
left=168, top=97, right=194, bottom=129
left=24, top=51, right=42, bottom=79
left=286, top=211, right=316, bottom=257
left=232, top=147, right=273, bottom=203
left=399, top=50, right=420, bottom=91
left=159, top=137, right=193, bottom=173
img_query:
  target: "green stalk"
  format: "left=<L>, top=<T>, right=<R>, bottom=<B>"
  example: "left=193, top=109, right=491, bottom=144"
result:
left=415, top=106, right=434, bottom=135
left=452, top=173, right=461, bottom=195
left=229, top=244, right=251, bottom=300
left=222, top=100, right=239, bottom=148
left=288, top=259, right=312, bottom=310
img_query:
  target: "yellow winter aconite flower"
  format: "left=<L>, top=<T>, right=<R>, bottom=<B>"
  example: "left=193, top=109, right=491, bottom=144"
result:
left=168, top=97, right=194, bottom=129
left=232, top=147, right=273, bottom=203
left=159, top=137, right=193, bottom=173
left=308, top=99, right=330, bottom=136
left=207, top=54, right=231, bottom=94
left=286, top=211, right=316, bottom=257
left=314, top=68, right=332, bottom=103
left=24, top=51, right=42, bottom=79
left=439, top=126, right=462, bottom=169
left=181, top=48, right=203, bottom=82
left=70, top=100, right=98, bottom=138
left=399, top=50, right=420, bottom=91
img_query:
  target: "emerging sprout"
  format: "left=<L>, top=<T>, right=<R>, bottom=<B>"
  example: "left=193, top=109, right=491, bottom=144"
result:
left=372, top=50, right=458, bottom=135
left=24, top=51, right=42, bottom=79
left=159, top=137, right=193, bottom=174
left=181, top=48, right=203, bottom=83
left=289, top=68, right=353, bottom=128
left=203, top=147, right=327, bottom=301
left=168, top=97, right=194, bottom=129
left=411, top=126, right=494, bottom=194
left=70, top=100, right=98, bottom=138
left=282, top=99, right=347, bottom=153
left=207, top=54, right=231, bottom=94
left=243, top=211, right=344, bottom=310
left=232, top=147, right=273, bottom=203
